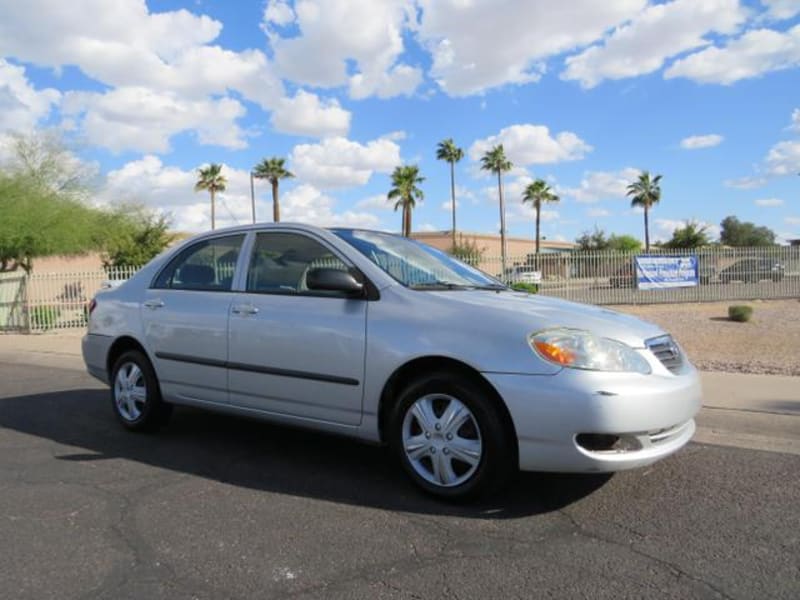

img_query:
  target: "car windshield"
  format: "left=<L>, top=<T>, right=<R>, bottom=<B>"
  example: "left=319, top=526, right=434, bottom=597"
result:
left=331, top=229, right=505, bottom=290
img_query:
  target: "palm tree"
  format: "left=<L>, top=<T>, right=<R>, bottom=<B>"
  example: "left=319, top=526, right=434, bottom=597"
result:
left=387, top=165, right=425, bottom=237
left=522, top=179, right=560, bottom=254
left=480, top=144, right=513, bottom=274
left=626, top=171, right=662, bottom=252
left=436, top=138, right=464, bottom=249
left=194, top=163, right=227, bottom=230
left=253, top=157, right=294, bottom=223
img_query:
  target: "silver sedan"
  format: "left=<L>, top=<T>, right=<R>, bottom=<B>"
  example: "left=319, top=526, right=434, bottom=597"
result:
left=83, top=224, right=702, bottom=500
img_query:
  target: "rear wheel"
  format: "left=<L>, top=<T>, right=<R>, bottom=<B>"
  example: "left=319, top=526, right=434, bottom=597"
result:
left=110, top=350, right=172, bottom=432
left=389, top=371, right=515, bottom=501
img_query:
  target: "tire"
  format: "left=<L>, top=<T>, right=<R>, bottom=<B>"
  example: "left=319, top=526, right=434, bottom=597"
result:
left=389, top=371, right=515, bottom=501
left=110, top=350, right=172, bottom=432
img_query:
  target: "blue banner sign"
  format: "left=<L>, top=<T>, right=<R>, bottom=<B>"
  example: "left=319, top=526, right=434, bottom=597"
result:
left=635, top=255, right=698, bottom=290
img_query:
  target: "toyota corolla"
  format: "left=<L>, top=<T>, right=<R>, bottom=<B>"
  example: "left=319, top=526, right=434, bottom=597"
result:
left=83, top=224, right=702, bottom=500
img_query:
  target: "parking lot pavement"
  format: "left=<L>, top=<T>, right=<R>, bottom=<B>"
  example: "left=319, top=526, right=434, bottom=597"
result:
left=1, top=361, right=799, bottom=599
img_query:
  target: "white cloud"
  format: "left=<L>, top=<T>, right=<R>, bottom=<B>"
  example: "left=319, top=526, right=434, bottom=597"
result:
left=563, top=168, right=640, bottom=203
left=101, top=156, right=381, bottom=231
left=290, top=136, right=401, bottom=189
left=587, top=208, right=611, bottom=218
left=280, top=184, right=381, bottom=228
left=665, top=24, right=800, bottom=84
left=440, top=199, right=460, bottom=211
left=270, top=90, right=351, bottom=138
left=263, top=0, right=296, bottom=27
left=349, top=63, right=423, bottom=100
left=355, top=194, right=393, bottom=211
left=765, top=139, right=800, bottom=175
left=0, top=1, right=284, bottom=109
left=680, top=134, right=724, bottom=149
left=62, top=87, right=247, bottom=153
left=469, top=124, right=592, bottom=167
left=101, top=156, right=258, bottom=231
left=755, top=198, right=784, bottom=206
left=761, top=0, right=800, bottom=20
left=562, top=0, right=747, bottom=88
left=790, top=108, right=800, bottom=131
left=0, top=59, right=60, bottom=132
left=784, top=216, right=800, bottom=225
left=416, top=0, right=647, bottom=96
left=266, top=0, right=420, bottom=99
left=724, top=175, right=767, bottom=189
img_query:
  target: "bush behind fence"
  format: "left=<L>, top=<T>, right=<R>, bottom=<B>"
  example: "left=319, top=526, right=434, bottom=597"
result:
left=1, top=246, right=798, bottom=333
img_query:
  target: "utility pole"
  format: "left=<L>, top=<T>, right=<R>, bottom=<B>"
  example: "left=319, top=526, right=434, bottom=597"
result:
left=250, top=171, right=256, bottom=224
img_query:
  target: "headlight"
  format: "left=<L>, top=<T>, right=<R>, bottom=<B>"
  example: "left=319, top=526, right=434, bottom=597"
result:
left=530, top=328, right=651, bottom=374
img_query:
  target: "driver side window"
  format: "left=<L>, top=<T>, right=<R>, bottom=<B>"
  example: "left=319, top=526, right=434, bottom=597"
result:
left=246, top=232, right=351, bottom=295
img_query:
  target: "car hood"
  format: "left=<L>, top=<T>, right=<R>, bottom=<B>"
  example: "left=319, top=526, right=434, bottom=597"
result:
left=427, top=290, right=666, bottom=348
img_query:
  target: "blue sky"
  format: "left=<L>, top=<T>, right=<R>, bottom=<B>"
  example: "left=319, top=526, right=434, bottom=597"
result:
left=0, top=0, right=798, bottom=243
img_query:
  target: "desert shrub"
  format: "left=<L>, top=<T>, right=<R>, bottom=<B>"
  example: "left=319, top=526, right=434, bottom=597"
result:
left=29, top=305, right=61, bottom=330
left=511, top=282, right=539, bottom=294
left=728, top=305, right=753, bottom=323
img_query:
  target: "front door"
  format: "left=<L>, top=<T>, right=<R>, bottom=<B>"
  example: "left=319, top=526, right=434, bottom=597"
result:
left=227, top=231, right=367, bottom=425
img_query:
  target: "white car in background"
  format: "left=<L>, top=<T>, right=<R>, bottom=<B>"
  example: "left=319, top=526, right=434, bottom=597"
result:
left=506, top=265, right=542, bottom=285
left=82, top=224, right=702, bottom=500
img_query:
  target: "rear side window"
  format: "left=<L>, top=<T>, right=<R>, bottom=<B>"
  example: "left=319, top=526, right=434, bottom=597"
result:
left=153, top=235, right=244, bottom=291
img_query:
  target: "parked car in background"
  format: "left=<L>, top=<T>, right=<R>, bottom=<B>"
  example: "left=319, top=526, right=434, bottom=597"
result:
left=83, top=224, right=702, bottom=500
left=609, top=262, right=636, bottom=288
left=503, top=265, right=542, bottom=285
left=718, top=258, right=784, bottom=283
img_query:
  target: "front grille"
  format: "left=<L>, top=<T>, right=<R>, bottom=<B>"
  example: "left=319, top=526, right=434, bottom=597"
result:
left=646, top=335, right=684, bottom=374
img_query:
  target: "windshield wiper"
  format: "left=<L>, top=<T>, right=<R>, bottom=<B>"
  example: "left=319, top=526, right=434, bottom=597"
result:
left=409, top=281, right=472, bottom=290
left=409, top=282, right=506, bottom=291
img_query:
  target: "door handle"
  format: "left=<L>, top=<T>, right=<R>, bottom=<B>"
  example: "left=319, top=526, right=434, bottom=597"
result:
left=144, top=299, right=165, bottom=309
left=231, top=304, right=259, bottom=315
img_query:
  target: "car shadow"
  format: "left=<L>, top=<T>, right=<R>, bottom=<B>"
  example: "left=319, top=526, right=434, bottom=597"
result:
left=0, top=388, right=611, bottom=519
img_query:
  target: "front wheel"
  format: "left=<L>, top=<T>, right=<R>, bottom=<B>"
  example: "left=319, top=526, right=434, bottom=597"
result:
left=111, top=350, right=172, bottom=432
left=389, top=372, right=515, bottom=501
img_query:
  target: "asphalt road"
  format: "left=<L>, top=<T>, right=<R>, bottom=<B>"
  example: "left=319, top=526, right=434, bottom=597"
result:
left=1, top=363, right=798, bottom=600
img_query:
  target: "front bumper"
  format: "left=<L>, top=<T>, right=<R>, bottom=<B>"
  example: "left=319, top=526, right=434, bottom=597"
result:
left=484, top=366, right=702, bottom=473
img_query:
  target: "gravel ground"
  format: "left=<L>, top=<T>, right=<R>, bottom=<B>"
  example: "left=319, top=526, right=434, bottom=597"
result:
left=614, top=299, right=800, bottom=376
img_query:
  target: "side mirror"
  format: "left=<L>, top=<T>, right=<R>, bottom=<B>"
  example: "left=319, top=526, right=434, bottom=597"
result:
left=306, top=268, right=364, bottom=296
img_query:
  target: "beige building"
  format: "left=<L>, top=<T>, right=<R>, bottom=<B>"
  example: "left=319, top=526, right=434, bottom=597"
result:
left=411, top=230, right=576, bottom=278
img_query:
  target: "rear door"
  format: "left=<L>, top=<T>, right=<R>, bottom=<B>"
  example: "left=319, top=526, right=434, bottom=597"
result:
left=142, top=234, right=245, bottom=405
left=227, top=230, right=367, bottom=425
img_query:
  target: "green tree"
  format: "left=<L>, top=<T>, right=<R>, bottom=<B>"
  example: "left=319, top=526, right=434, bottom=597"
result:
left=0, top=173, right=105, bottom=272
left=436, top=138, right=464, bottom=249
left=575, top=227, right=610, bottom=251
left=626, top=171, right=662, bottom=252
left=522, top=179, right=560, bottom=254
left=387, top=165, right=425, bottom=237
left=608, top=234, right=642, bottom=252
left=101, top=206, right=173, bottom=268
left=449, top=234, right=484, bottom=265
left=663, top=221, right=711, bottom=249
left=719, top=216, right=776, bottom=246
left=253, top=157, right=294, bottom=223
left=480, top=144, right=513, bottom=273
left=575, top=228, right=641, bottom=252
left=194, top=164, right=227, bottom=230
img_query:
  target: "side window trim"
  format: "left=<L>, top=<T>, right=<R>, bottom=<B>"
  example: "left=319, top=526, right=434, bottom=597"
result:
left=231, top=231, right=256, bottom=292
